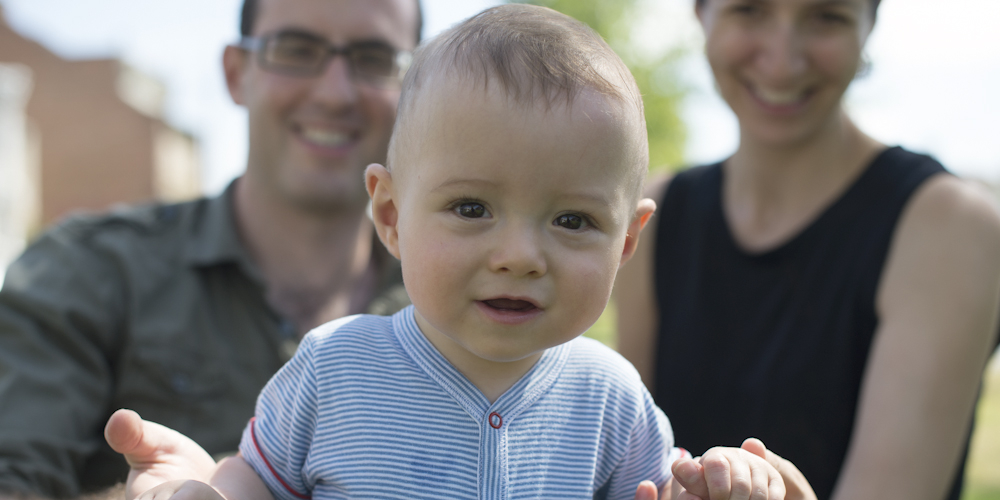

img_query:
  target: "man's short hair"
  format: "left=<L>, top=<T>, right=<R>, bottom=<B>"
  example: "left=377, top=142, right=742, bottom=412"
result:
left=240, top=0, right=424, bottom=44
left=390, top=4, right=648, bottom=197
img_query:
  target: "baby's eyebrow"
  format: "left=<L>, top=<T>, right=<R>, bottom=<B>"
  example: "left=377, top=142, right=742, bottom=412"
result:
left=565, top=192, right=615, bottom=206
left=430, top=178, right=618, bottom=208
left=431, top=178, right=499, bottom=192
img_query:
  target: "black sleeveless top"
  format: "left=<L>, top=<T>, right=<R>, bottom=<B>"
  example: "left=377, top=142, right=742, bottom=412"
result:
left=651, top=147, right=971, bottom=499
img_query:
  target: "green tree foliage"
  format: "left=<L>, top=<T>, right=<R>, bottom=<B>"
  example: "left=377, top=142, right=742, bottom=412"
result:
left=511, top=0, right=687, bottom=171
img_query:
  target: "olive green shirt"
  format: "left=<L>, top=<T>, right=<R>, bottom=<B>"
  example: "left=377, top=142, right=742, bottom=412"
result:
left=0, top=184, right=409, bottom=498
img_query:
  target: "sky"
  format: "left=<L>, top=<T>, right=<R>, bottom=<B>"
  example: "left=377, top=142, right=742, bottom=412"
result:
left=1, top=0, right=998, bottom=195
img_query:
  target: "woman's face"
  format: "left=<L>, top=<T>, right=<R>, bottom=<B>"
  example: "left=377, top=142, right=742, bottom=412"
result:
left=697, top=0, right=875, bottom=147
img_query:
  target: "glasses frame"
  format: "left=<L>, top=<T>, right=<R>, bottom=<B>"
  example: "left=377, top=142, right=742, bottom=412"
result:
left=237, top=30, right=412, bottom=88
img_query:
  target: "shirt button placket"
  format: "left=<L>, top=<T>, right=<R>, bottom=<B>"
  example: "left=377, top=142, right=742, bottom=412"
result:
left=480, top=409, right=508, bottom=500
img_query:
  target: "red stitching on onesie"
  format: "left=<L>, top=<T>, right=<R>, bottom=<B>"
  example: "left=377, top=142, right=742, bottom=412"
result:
left=250, top=417, right=312, bottom=500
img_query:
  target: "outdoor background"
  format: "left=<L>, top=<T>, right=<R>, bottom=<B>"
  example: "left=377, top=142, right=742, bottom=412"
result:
left=0, top=0, right=998, bottom=497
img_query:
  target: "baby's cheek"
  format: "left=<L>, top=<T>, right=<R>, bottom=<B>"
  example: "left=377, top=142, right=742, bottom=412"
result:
left=563, top=261, right=616, bottom=328
left=401, top=240, right=464, bottom=302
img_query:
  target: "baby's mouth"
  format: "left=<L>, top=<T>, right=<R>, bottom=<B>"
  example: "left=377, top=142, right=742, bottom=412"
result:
left=477, top=297, right=543, bottom=324
left=482, top=298, right=538, bottom=312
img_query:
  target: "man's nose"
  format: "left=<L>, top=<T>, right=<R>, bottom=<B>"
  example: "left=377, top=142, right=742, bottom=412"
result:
left=489, top=224, right=548, bottom=278
left=310, top=54, right=360, bottom=107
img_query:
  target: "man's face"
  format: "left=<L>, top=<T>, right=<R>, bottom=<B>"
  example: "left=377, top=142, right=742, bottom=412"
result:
left=228, top=0, right=418, bottom=212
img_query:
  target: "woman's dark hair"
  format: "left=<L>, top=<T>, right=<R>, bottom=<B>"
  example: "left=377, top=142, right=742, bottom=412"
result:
left=240, top=0, right=424, bottom=43
left=694, top=0, right=881, bottom=17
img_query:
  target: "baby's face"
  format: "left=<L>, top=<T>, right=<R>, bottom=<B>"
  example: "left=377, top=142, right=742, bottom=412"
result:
left=368, top=76, right=652, bottom=374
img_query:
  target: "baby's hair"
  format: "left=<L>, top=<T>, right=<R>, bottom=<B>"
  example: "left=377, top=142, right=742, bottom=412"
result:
left=388, top=4, right=648, bottom=197
left=399, top=4, right=641, bottom=112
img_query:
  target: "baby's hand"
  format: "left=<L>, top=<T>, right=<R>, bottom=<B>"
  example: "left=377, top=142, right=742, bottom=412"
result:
left=135, top=480, right=224, bottom=500
left=672, top=439, right=785, bottom=500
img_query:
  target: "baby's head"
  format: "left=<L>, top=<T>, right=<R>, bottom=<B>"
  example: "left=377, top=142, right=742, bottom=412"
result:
left=388, top=3, right=648, bottom=200
left=366, top=4, right=655, bottom=372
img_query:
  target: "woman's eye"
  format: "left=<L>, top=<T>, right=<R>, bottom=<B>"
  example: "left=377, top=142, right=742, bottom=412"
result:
left=816, top=11, right=850, bottom=25
left=554, top=214, right=585, bottom=230
left=731, top=3, right=761, bottom=16
left=456, top=202, right=486, bottom=218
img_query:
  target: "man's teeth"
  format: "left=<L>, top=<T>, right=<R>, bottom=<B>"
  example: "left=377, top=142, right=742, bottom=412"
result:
left=302, top=128, right=350, bottom=147
left=755, top=88, right=805, bottom=105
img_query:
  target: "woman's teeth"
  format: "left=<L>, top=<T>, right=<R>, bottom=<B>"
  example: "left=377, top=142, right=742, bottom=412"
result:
left=755, top=87, right=806, bottom=105
left=302, top=128, right=350, bottom=147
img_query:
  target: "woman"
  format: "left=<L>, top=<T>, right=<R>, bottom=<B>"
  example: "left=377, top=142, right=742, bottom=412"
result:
left=616, top=0, right=1000, bottom=499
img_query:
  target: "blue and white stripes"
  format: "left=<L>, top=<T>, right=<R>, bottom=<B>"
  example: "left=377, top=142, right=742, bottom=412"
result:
left=240, top=306, right=679, bottom=499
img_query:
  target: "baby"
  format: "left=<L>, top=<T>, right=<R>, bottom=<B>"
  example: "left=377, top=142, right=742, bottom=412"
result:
left=129, top=5, right=786, bottom=500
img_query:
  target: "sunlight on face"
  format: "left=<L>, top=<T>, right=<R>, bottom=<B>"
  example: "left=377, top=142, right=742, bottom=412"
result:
left=386, top=75, right=648, bottom=379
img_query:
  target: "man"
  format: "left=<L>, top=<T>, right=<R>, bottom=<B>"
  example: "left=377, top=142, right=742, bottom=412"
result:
left=0, top=0, right=420, bottom=496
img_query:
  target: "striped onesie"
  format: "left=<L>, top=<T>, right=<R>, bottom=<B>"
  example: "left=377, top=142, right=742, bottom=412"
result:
left=239, top=306, right=683, bottom=499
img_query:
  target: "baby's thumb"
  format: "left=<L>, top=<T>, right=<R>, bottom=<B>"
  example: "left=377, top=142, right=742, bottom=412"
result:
left=106, top=409, right=150, bottom=458
left=671, top=458, right=710, bottom=499
left=634, top=480, right=659, bottom=500
left=740, top=437, right=767, bottom=459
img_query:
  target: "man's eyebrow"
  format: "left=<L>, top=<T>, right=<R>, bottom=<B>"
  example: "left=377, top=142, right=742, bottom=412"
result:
left=268, top=28, right=397, bottom=48
left=268, top=27, right=324, bottom=39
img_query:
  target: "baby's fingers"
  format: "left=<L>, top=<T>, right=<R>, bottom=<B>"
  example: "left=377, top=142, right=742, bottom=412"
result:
left=136, top=480, right=188, bottom=500
left=706, top=449, right=757, bottom=500
left=701, top=446, right=787, bottom=500
left=136, top=480, right=224, bottom=500
left=746, top=451, right=784, bottom=500
left=672, top=457, right=709, bottom=499
left=741, top=438, right=787, bottom=500
left=676, top=492, right=705, bottom=500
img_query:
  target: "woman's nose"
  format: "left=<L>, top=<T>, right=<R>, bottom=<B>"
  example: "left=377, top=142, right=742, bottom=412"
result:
left=755, top=20, right=808, bottom=82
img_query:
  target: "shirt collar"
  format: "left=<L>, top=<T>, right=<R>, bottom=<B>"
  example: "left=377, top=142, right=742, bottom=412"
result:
left=184, top=178, right=265, bottom=286
left=391, top=305, right=571, bottom=423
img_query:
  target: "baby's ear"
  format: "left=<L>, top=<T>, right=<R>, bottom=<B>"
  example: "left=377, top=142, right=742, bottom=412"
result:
left=366, top=164, right=401, bottom=259
left=619, top=198, right=657, bottom=268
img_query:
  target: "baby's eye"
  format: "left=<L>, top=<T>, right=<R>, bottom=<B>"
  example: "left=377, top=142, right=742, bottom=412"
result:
left=554, top=214, right=585, bottom=230
left=456, top=202, right=487, bottom=219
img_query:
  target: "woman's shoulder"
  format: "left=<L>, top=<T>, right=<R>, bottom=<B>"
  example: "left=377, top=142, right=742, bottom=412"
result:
left=879, top=149, right=1000, bottom=312
left=883, top=146, right=999, bottom=237
left=869, top=146, right=948, bottom=184
left=903, top=172, right=1000, bottom=244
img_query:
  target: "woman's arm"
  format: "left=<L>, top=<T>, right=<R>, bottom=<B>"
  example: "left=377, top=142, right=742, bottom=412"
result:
left=616, top=173, right=673, bottom=391
left=832, top=175, right=1000, bottom=500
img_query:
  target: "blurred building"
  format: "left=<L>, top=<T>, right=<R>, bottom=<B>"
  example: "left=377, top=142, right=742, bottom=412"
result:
left=0, top=6, right=200, bottom=235
left=0, top=62, right=35, bottom=285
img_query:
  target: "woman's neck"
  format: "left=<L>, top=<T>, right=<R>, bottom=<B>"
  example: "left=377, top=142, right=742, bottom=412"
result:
left=724, top=110, right=884, bottom=252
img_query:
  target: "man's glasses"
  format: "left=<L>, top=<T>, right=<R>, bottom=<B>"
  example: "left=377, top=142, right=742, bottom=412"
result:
left=238, top=31, right=412, bottom=88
